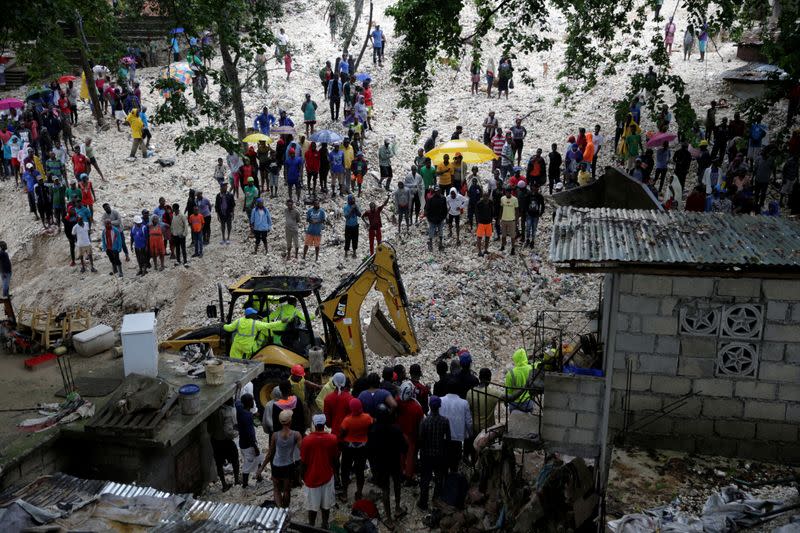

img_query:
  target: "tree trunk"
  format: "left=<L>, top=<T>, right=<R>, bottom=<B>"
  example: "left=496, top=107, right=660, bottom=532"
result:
left=353, top=0, right=373, bottom=73
left=74, top=14, right=104, bottom=128
left=219, top=39, right=246, bottom=150
left=341, top=0, right=364, bottom=54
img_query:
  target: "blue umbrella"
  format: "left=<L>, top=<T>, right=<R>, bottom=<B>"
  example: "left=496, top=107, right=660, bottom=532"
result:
left=309, top=129, right=344, bottom=144
left=170, top=27, right=185, bottom=34
left=355, top=72, right=371, bottom=83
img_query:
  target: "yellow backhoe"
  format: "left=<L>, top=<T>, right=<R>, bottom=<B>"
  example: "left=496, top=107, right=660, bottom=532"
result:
left=164, top=243, right=419, bottom=408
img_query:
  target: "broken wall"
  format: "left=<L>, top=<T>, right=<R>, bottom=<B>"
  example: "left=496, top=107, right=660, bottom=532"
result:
left=607, top=273, right=800, bottom=462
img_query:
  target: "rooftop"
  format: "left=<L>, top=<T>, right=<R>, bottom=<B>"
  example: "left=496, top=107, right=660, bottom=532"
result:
left=549, top=207, right=800, bottom=275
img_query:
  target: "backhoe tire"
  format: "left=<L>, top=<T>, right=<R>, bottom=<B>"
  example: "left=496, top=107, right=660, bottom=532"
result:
left=253, top=364, right=291, bottom=413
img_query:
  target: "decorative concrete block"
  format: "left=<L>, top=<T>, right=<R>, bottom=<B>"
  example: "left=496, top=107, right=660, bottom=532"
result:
left=743, top=401, right=787, bottom=421
left=694, top=378, right=734, bottom=397
left=673, top=277, right=714, bottom=297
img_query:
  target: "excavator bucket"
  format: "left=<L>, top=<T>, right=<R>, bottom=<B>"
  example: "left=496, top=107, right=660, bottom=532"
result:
left=366, top=304, right=409, bottom=357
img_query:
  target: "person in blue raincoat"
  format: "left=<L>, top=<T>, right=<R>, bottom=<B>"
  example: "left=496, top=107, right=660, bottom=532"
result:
left=254, top=107, right=276, bottom=135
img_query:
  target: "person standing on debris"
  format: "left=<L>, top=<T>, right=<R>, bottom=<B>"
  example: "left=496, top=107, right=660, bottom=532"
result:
left=101, top=219, right=124, bottom=277
left=125, top=108, right=147, bottom=160
left=267, top=409, right=302, bottom=507
left=215, top=183, right=235, bottom=245
left=362, top=195, right=390, bottom=254
left=195, top=191, right=212, bottom=245
left=368, top=405, right=407, bottom=527
left=339, top=397, right=372, bottom=502
left=328, top=142, right=345, bottom=196
left=284, top=198, right=302, bottom=260
left=378, top=137, right=396, bottom=191
left=450, top=351, right=480, bottom=399
left=250, top=198, right=272, bottom=256
left=446, top=186, right=467, bottom=245
left=301, top=414, right=339, bottom=530
left=148, top=215, right=166, bottom=271
left=417, top=395, right=451, bottom=510
left=301, top=93, right=318, bottom=136
left=370, top=24, right=386, bottom=66
left=474, top=190, right=494, bottom=257
left=525, top=183, right=545, bottom=247
left=0, top=241, right=11, bottom=298
left=170, top=203, right=189, bottom=267
left=505, top=348, right=534, bottom=412
left=439, top=384, right=472, bottom=471
left=188, top=206, right=205, bottom=258
left=393, top=181, right=412, bottom=235
left=303, top=198, right=326, bottom=261
left=396, top=381, right=424, bottom=482
left=409, top=364, right=431, bottom=414
left=499, top=185, right=518, bottom=254
left=208, top=398, right=239, bottom=492
left=425, top=187, right=447, bottom=252
left=343, top=195, right=362, bottom=258
left=223, top=307, right=281, bottom=359
left=235, top=393, right=260, bottom=488
left=72, top=212, right=96, bottom=274
left=357, top=372, right=397, bottom=416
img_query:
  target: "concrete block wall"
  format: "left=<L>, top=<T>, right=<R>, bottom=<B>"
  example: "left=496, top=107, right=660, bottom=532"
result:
left=609, top=274, right=800, bottom=462
left=542, top=373, right=604, bottom=455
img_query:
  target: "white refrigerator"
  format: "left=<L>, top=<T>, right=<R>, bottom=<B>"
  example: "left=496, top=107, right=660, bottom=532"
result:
left=121, top=312, right=159, bottom=377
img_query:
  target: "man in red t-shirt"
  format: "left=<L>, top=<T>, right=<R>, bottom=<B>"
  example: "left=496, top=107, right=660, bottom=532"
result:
left=361, top=195, right=389, bottom=255
left=71, top=146, right=89, bottom=179
left=323, top=372, right=352, bottom=436
left=301, top=414, right=339, bottom=529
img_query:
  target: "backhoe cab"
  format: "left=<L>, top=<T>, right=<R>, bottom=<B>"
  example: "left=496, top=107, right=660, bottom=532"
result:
left=210, top=243, right=419, bottom=408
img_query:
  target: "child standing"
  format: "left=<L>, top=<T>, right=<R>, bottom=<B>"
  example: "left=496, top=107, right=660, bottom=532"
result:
left=284, top=52, right=293, bottom=81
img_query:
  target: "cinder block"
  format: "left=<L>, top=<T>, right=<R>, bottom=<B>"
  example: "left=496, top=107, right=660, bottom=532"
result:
left=673, top=277, right=714, bottom=297
left=546, top=375, right=579, bottom=393
left=757, top=422, right=798, bottom=442
left=786, top=404, right=800, bottom=423
left=737, top=441, right=779, bottom=461
left=569, top=395, right=602, bottom=412
left=743, top=401, right=787, bottom=421
left=632, top=275, right=672, bottom=296
left=567, top=428, right=599, bottom=445
left=619, top=295, right=660, bottom=315
left=785, top=347, right=800, bottom=364
left=613, top=352, right=635, bottom=370
left=764, top=324, right=800, bottom=343
left=714, top=420, right=756, bottom=439
left=576, top=412, right=601, bottom=429
left=543, top=392, right=570, bottom=409
left=655, top=336, right=681, bottom=354
left=642, top=316, right=678, bottom=335
left=669, top=397, right=703, bottom=417
left=761, top=343, right=786, bottom=362
left=627, top=414, right=672, bottom=434
left=766, top=302, right=789, bottom=321
left=650, top=376, right=692, bottom=395
left=611, top=370, right=651, bottom=391
left=734, top=381, right=777, bottom=400
left=759, top=362, right=800, bottom=383
left=629, top=315, right=642, bottom=333
left=542, top=409, right=577, bottom=427
left=695, top=436, right=739, bottom=457
left=778, top=383, right=800, bottom=401
left=660, top=297, right=679, bottom=316
left=616, top=333, right=656, bottom=353
left=681, top=337, right=717, bottom=358
left=628, top=433, right=696, bottom=454
left=702, top=398, right=744, bottom=418
left=717, top=278, right=761, bottom=297
left=763, top=280, right=800, bottom=300
left=628, top=393, right=663, bottom=411
left=542, top=424, right=567, bottom=442
left=616, top=313, right=631, bottom=332
left=678, top=358, right=715, bottom=378
left=578, top=379, right=604, bottom=396
left=617, top=274, right=633, bottom=293
left=792, top=304, right=800, bottom=322
left=779, top=443, right=800, bottom=463
left=638, top=354, right=678, bottom=375
left=671, top=417, right=715, bottom=436
left=694, top=378, right=734, bottom=397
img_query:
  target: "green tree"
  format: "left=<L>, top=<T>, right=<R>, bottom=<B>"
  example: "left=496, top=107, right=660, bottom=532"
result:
left=150, top=0, right=281, bottom=153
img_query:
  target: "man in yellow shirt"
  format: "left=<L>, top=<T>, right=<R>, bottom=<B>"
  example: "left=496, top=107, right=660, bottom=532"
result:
left=126, top=109, right=146, bottom=159
left=436, top=154, right=454, bottom=193
left=222, top=307, right=284, bottom=359
left=343, top=138, right=355, bottom=194
left=499, top=185, right=518, bottom=255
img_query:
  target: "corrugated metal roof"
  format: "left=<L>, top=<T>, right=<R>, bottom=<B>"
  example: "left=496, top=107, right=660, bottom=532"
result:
left=0, top=474, right=288, bottom=531
left=549, top=207, right=800, bottom=271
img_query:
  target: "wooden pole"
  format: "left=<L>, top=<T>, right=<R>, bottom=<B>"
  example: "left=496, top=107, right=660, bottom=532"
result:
left=74, top=11, right=105, bottom=128
left=353, top=0, right=373, bottom=73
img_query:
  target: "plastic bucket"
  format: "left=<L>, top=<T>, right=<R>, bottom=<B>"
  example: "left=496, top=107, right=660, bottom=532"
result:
left=179, top=383, right=201, bottom=415
left=204, top=359, right=225, bottom=385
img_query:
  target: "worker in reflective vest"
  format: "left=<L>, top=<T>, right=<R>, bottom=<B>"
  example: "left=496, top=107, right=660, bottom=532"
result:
left=223, top=307, right=285, bottom=359
left=268, top=297, right=314, bottom=346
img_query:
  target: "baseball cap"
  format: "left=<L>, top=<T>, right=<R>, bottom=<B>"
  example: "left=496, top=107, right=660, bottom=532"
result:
left=429, top=395, right=442, bottom=408
left=291, top=364, right=305, bottom=377
left=244, top=307, right=258, bottom=316
left=133, top=215, right=143, bottom=224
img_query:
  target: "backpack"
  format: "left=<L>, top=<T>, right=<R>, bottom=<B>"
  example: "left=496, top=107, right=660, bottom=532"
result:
left=751, top=124, right=766, bottom=142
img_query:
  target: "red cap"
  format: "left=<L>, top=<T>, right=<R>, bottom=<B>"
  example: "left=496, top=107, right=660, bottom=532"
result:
left=290, top=364, right=305, bottom=377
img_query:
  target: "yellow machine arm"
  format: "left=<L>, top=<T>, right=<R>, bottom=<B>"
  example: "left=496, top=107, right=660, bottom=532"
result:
left=318, top=243, right=419, bottom=378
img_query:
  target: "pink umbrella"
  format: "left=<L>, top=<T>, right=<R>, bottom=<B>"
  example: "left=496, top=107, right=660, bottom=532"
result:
left=646, top=131, right=677, bottom=148
left=0, top=98, right=24, bottom=110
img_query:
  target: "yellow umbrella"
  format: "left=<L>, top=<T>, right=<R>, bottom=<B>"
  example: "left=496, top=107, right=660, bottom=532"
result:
left=424, top=138, right=497, bottom=164
left=242, top=133, right=272, bottom=144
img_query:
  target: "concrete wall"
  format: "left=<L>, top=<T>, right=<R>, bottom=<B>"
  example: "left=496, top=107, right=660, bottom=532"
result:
left=0, top=434, right=65, bottom=491
left=542, top=373, right=605, bottom=457
left=608, top=273, right=800, bottom=462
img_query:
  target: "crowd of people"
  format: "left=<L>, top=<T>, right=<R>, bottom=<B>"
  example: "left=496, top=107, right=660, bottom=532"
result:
left=209, top=348, right=532, bottom=528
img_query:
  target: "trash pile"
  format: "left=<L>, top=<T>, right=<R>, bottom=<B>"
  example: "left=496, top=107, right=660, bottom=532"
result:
left=16, top=393, right=95, bottom=433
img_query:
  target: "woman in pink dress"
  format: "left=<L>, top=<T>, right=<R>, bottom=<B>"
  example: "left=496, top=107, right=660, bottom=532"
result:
left=664, top=17, right=677, bottom=54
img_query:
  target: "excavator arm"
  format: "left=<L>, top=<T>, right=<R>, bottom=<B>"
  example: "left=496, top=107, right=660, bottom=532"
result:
left=319, top=243, right=419, bottom=378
